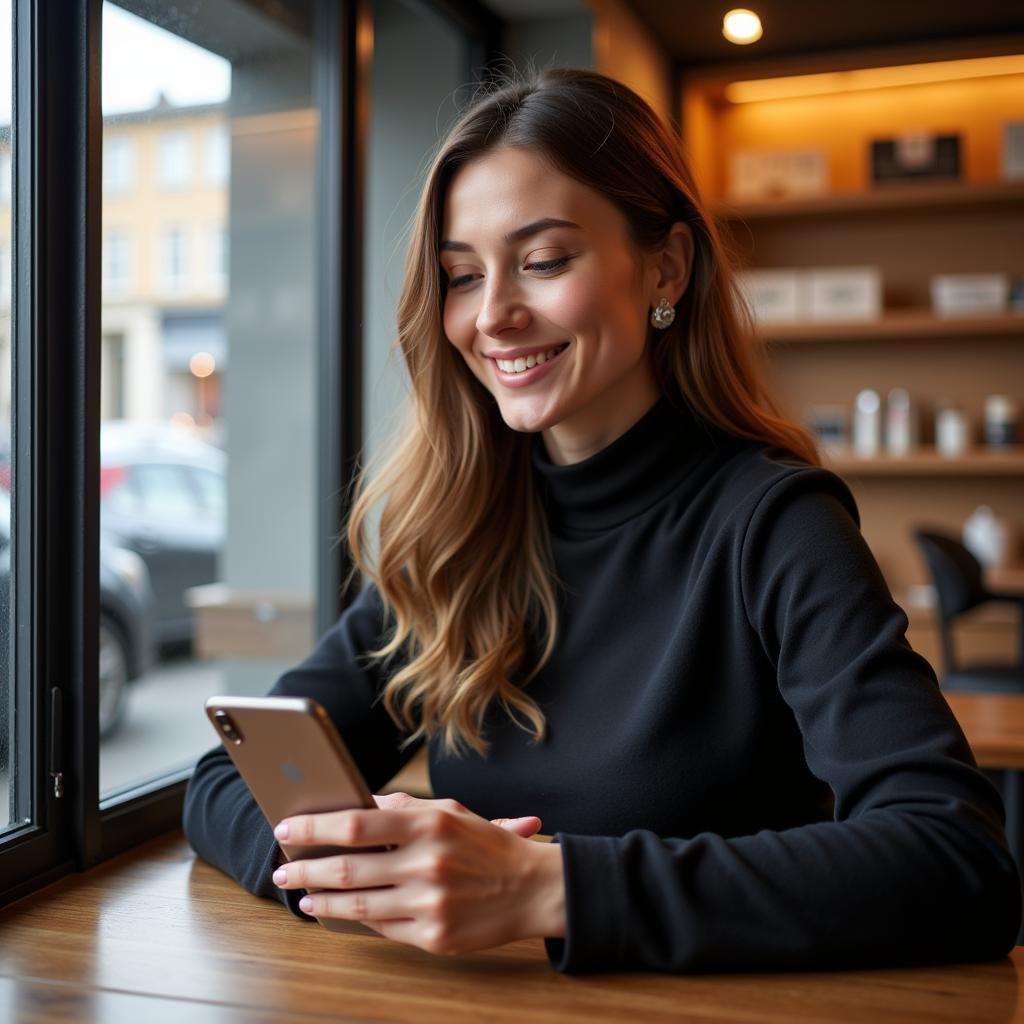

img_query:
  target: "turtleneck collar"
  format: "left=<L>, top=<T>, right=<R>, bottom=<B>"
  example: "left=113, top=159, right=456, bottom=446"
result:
left=530, top=394, right=728, bottom=531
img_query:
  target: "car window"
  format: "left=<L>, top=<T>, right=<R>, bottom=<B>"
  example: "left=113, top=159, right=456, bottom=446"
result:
left=129, top=463, right=199, bottom=518
left=188, top=466, right=225, bottom=519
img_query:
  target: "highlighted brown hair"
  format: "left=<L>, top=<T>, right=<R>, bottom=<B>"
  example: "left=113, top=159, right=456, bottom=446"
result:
left=345, top=68, right=820, bottom=758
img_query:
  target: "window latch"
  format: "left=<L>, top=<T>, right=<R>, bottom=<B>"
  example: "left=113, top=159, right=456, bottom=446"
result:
left=49, top=686, right=64, bottom=799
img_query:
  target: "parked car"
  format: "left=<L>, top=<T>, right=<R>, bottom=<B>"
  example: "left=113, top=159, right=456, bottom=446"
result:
left=100, top=421, right=226, bottom=652
left=0, top=492, right=156, bottom=770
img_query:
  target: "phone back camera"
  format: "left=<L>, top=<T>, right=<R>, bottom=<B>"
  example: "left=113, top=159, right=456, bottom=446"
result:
left=214, top=710, right=244, bottom=745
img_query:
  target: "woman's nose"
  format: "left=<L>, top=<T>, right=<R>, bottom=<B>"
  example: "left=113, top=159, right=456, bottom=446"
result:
left=475, top=277, right=531, bottom=338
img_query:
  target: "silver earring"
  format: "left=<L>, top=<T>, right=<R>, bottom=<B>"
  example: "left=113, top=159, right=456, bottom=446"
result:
left=650, top=297, right=676, bottom=330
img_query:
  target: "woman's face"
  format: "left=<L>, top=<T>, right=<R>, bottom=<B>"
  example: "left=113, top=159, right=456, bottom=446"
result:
left=440, top=146, right=663, bottom=463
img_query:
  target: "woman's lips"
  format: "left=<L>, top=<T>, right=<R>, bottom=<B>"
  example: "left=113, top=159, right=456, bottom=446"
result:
left=489, top=343, right=570, bottom=389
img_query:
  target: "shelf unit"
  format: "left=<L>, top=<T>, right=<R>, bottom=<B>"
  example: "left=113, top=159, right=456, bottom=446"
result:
left=758, top=311, right=1024, bottom=344
left=827, top=447, right=1024, bottom=476
left=681, top=38, right=1024, bottom=673
left=711, top=180, right=1024, bottom=221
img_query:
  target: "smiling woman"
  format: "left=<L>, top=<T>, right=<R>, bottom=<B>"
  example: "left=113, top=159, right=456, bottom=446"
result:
left=183, top=67, right=1021, bottom=975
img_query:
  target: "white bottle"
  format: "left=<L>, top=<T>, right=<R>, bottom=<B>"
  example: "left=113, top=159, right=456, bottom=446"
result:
left=885, top=387, right=917, bottom=456
left=962, top=505, right=1012, bottom=568
left=935, top=402, right=969, bottom=457
left=853, top=389, right=881, bottom=457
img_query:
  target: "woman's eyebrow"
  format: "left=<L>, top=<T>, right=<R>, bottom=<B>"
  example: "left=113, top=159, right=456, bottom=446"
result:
left=439, top=217, right=582, bottom=253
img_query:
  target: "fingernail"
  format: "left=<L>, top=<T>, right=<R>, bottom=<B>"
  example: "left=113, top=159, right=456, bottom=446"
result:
left=274, top=822, right=289, bottom=840
left=272, top=868, right=287, bottom=885
left=299, top=896, right=313, bottom=913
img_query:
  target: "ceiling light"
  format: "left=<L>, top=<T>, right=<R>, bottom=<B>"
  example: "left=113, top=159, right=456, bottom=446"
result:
left=723, top=9, right=762, bottom=45
left=725, top=53, right=1024, bottom=103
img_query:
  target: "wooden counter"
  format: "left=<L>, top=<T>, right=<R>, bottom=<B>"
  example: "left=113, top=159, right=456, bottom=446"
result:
left=0, top=830, right=1021, bottom=1023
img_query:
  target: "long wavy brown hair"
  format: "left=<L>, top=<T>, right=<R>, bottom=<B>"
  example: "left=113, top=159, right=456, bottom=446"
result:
left=344, top=68, right=820, bottom=759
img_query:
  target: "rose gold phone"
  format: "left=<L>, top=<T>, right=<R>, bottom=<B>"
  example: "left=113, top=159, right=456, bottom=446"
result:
left=204, top=694, right=389, bottom=935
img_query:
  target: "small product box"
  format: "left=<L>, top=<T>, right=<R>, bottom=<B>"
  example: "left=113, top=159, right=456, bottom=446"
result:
left=735, top=269, right=806, bottom=323
left=728, top=149, right=828, bottom=202
left=930, top=273, right=1009, bottom=316
left=807, top=266, right=882, bottom=322
left=870, top=133, right=961, bottom=184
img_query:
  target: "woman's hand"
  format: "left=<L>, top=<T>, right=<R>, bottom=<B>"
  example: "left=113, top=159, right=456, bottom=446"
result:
left=272, top=791, right=566, bottom=956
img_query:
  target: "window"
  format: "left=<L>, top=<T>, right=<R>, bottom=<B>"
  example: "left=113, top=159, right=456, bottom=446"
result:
left=1, top=0, right=491, bottom=917
left=157, top=129, right=191, bottom=190
left=103, top=136, right=135, bottom=194
left=103, top=231, right=132, bottom=293
left=159, top=226, right=187, bottom=293
left=204, top=123, right=229, bottom=185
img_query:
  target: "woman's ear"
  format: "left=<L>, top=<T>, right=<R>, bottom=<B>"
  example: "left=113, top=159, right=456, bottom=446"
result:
left=648, top=222, right=694, bottom=305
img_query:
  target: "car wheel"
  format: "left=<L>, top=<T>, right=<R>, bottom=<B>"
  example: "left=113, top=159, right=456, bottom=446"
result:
left=99, top=614, right=130, bottom=738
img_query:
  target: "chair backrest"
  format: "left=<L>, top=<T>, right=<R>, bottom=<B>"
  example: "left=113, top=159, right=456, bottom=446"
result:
left=912, top=529, right=991, bottom=676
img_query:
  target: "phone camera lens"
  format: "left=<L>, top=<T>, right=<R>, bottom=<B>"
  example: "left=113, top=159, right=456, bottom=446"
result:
left=214, top=710, right=243, bottom=744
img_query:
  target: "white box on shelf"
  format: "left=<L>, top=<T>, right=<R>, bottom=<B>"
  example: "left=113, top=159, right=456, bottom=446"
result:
left=807, top=266, right=882, bottom=321
left=735, top=269, right=807, bottom=323
left=728, top=149, right=828, bottom=202
left=1004, top=121, right=1024, bottom=180
left=930, top=273, right=1009, bottom=316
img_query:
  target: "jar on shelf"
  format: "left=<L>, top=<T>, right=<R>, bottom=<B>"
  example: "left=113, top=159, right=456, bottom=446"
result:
left=984, top=395, right=1019, bottom=448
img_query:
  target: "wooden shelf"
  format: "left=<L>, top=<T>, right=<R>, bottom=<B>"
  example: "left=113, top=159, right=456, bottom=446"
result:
left=826, top=447, right=1024, bottom=476
left=759, top=311, right=1024, bottom=344
left=712, top=180, right=1024, bottom=222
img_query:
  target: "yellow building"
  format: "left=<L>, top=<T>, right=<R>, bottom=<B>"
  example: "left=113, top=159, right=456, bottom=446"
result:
left=0, top=98, right=229, bottom=436
left=101, top=98, right=228, bottom=434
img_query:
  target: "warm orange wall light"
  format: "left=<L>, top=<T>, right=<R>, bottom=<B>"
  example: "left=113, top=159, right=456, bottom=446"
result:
left=722, top=9, right=763, bottom=46
left=725, top=53, right=1024, bottom=103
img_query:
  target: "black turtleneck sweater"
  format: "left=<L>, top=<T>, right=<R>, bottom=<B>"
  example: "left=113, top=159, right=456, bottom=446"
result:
left=182, top=395, right=1021, bottom=973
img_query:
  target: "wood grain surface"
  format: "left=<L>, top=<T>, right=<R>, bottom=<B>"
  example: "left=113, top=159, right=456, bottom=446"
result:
left=947, top=692, right=1024, bottom=771
left=0, top=831, right=1021, bottom=1023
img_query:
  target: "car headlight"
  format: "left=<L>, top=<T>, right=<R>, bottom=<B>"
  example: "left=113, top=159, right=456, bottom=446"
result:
left=107, top=546, right=150, bottom=594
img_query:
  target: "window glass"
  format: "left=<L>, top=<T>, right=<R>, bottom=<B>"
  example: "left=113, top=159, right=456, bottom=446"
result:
left=99, top=1, right=317, bottom=800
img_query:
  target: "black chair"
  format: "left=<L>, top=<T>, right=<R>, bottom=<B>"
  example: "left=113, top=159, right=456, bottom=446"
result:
left=912, top=530, right=1024, bottom=693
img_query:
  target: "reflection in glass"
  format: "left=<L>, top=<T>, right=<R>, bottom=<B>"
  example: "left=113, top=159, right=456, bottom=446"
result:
left=99, top=1, right=318, bottom=802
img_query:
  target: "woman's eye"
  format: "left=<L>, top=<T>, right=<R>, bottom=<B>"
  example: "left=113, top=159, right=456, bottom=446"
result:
left=525, top=255, right=571, bottom=274
left=444, top=254, right=573, bottom=291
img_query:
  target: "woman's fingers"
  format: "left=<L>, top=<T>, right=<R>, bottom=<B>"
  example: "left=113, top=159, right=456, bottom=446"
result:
left=274, top=846, right=405, bottom=892
left=490, top=815, right=542, bottom=837
left=275, top=805, right=422, bottom=848
left=298, top=885, right=414, bottom=924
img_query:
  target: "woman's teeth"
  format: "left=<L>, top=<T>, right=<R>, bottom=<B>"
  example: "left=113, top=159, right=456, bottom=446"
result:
left=495, top=343, right=568, bottom=374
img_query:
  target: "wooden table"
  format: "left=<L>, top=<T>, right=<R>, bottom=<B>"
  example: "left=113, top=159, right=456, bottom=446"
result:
left=986, top=565, right=1024, bottom=599
left=0, top=831, right=1021, bottom=1023
left=947, top=692, right=1024, bottom=772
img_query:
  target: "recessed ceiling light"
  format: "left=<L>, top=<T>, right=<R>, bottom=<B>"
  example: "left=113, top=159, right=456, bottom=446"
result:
left=723, top=9, right=763, bottom=45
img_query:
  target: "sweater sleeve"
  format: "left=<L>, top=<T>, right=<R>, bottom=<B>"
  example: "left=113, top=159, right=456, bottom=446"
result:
left=543, top=470, right=1021, bottom=973
left=182, top=580, right=422, bottom=919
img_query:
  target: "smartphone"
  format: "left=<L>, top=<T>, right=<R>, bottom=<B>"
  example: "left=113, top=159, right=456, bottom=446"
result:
left=204, top=694, right=391, bottom=935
